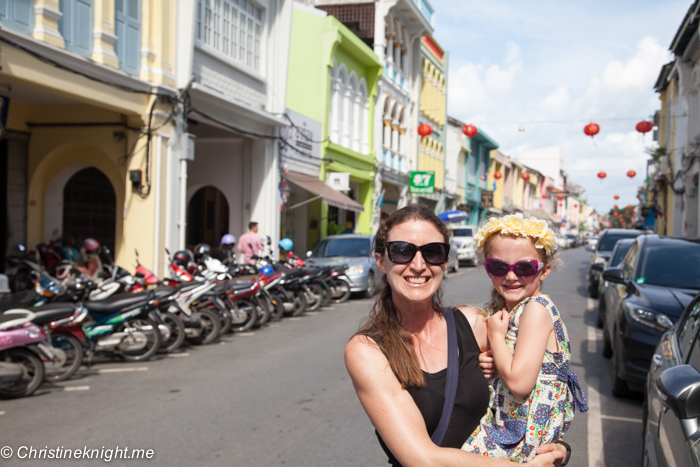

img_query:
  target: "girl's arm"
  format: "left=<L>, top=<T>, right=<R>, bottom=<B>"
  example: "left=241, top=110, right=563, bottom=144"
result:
left=487, top=301, right=554, bottom=397
left=344, top=335, right=563, bottom=467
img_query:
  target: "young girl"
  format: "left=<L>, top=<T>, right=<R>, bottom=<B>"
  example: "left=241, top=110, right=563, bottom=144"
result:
left=462, top=213, right=587, bottom=463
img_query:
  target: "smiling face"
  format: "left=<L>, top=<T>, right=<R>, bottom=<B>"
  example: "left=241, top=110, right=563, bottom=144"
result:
left=486, top=234, right=551, bottom=311
left=376, top=219, right=447, bottom=311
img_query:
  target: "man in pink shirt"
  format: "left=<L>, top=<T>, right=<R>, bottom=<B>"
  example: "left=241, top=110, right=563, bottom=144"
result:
left=237, top=221, right=264, bottom=265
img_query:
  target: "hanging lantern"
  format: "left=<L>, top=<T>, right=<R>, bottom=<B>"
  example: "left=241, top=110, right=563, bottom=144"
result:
left=573, top=203, right=578, bottom=208
left=521, top=172, right=530, bottom=181
left=584, top=123, right=600, bottom=138
left=597, top=172, right=607, bottom=180
left=494, top=172, right=502, bottom=180
left=636, top=121, right=653, bottom=134
left=559, top=203, right=563, bottom=207
left=557, top=194, right=564, bottom=200
left=627, top=170, right=637, bottom=179
left=542, top=193, right=548, bottom=199
left=417, top=124, right=432, bottom=137
left=462, top=124, right=478, bottom=138
left=627, top=204, right=633, bottom=208
left=614, top=195, right=619, bottom=200
left=614, top=205, right=618, bottom=209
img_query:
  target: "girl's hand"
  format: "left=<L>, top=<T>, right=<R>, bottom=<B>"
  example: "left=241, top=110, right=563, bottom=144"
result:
left=487, top=309, right=509, bottom=340
left=478, top=350, right=496, bottom=379
left=529, top=443, right=566, bottom=466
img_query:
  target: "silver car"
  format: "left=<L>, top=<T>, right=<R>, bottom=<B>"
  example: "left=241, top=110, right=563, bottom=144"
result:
left=306, top=235, right=382, bottom=297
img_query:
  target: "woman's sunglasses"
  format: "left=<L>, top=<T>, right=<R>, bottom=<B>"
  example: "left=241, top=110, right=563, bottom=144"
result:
left=384, top=241, right=450, bottom=265
left=484, top=258, right=545, bottom=279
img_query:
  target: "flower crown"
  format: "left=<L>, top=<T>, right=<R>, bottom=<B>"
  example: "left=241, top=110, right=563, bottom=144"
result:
left=473, top=213, right=558, bottom=256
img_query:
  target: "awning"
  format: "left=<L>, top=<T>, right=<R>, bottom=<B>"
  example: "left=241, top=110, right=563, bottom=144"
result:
left=285, top=170, right=364, bottom=213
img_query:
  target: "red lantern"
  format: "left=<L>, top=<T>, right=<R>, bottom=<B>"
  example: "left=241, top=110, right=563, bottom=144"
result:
left=636, top=121, right=653, bottom=134
left=542, top=194, right=548, bottom=199
left=557, top=195, right=564, bottom=200
left=627, top=204, right=633, bottom=208
left=574, top=203, right=578, bottom=208
left=418, top=124, right=432, bottom=137
left=597, top=172, right=607, bottom=180
left=627, top=170, right=636, bottom=179
left=462, top=124, right=478, bottom=138
left=614, top=195, right=619, bottom=200
left=494, top=172, right=502, bottom=180
left=521, top=172, right=530, bottom=181
left=614, top=205, right=618, bottom=209
left=559, top=203, right=563, bottom=207
left=584, top=123, right=600, bottom=138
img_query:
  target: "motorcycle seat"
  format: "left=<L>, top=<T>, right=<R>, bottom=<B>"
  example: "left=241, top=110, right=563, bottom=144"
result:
left=84, top=292, right=151, bottom=315
left=30, top=303, right=78, bottom=325
left=283, top=269, right=306, bottom=279
left=208, top=283, right=231, bottom=295
left=228, top=280, right=254, bottom=291
left=174, top=282, right=204, bottom=293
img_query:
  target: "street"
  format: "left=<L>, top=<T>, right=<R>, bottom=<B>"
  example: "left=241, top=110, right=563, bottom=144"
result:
left=1, top=247, right=643, bottom=466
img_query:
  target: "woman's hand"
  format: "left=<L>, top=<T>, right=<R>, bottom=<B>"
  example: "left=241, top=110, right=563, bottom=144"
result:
left=529, top=443, right=567, bottom=467
left=478, top=350, right=496, bottom=379
left=487, top=309, right=509, bottom=341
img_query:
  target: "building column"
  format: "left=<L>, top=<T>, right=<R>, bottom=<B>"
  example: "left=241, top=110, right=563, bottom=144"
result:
left=33, top=0, right=64, bottom=48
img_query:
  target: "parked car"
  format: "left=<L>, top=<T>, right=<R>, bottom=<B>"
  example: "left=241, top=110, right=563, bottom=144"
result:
left=447, top=239, right=459, bottom=274
left=305, top=235, right=382, bottom=297
left=602, top=235, right=700, bottom=396
left=566, top=234, right=580, bottom=248
left=587, top=228, right=646, bottom=298
left=596, top=238, right=636, bottom=328
left=642, top=293, right=700, bottom=466
left=585, top=235, right=599, bottom=248
left=449, top=226, right=476, bottom=266
left=556, top=234, right=571, bottom=250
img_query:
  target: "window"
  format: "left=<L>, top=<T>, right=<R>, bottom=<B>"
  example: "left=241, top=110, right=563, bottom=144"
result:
left=639, top=245, right=700, bottom=289
left=330, top=64, right=369, bottom=155
left=621, top=243, right=638, bottom=280
left=0, top=0, right=33, bottom=34
left=678, top=299, right=700, bottom=359
left=60, top=0, right=94, bottom=57
left=115, top=0, right=141, bottom=75
left=196, top=0, right=263, bottom=72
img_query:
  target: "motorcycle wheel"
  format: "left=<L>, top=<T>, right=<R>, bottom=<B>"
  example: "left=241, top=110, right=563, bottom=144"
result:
left=254, top=296, right=271, bottom=327
left=320, top=285, right=332, bottom=308
left=117, top=318, right=162, bottom=362
left=290, top=290, right=307, bottom=317
left=305, top=284, right=324, bottom=311
left=45, top=333, right=83, bottom=382
left=218, top=307, right=233, bottom=335
left=158, top=312, right=186, bottom=353
left=268, top=294, right=285, bottom=322
left=0, top=348, right=45, bottom=398
left=189, top=309, right=222, bottom=345
left=331, top=281, right=351, bottom=304
left=230, top=299, right=258, bottom=333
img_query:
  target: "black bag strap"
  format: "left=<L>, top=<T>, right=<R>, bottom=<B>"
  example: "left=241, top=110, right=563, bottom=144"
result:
left=431, top=307, right=459, bottom=447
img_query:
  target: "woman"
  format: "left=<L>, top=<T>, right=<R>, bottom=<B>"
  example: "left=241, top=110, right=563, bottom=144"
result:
left=345, top=205, right=566, bottom=467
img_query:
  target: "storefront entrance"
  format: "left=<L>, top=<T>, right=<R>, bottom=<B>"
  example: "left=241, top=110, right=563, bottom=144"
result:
left=186, top=186, right=230, bottom=248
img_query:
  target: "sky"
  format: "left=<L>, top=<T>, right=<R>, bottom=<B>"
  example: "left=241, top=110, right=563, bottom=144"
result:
left=433, top=0, right=691, bottom=214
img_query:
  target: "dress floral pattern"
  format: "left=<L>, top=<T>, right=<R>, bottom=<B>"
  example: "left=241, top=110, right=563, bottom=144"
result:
left=461, top=295, right=587, bottom=462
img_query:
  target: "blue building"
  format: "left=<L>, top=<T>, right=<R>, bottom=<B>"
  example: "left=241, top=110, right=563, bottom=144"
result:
left=463, top=129, right=499, bottom=225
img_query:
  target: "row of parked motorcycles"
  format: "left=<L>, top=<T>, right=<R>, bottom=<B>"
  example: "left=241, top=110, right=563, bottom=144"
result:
left=0, top=237, right=353, bottom=399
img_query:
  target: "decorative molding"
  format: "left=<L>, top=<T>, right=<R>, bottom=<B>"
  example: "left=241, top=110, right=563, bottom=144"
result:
left=141, top=48, right=156, bottom=61
left=93, top=29, right=117, bottom=44
left=32, top=25, right=64, bottom=41
left=34, top=4, right=62, bottom=21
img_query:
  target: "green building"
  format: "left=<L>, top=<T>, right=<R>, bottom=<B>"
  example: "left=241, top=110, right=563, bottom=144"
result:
left=282, top=3, right=381, bottom=252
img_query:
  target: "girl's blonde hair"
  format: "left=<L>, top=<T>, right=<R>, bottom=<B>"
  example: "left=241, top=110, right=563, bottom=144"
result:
left=474, top=213, right=562, bottom=316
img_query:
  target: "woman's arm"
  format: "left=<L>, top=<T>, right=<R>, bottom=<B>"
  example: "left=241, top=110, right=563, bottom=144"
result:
left=487, top=301, right=554, bottom=397
left=344, top=335, right=563, bottom=467
left=456, top=306, right=489, bottom=351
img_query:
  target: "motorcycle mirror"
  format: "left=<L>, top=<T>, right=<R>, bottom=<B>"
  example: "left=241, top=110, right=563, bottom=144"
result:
left=17, top=244, right=25, bottom=252
left=306, top=251, right=312, bottom=258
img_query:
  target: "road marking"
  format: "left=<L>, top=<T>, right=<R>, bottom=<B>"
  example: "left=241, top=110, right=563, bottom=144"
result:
left=588, top=326, right=599, bottom=353
left=305, top=311, right=319, bottom=316
left=288, top=317, right=301, bottom=321
left=237, top=332, right=255, bottom=336
left=166, top=353, right=190, bottom=358
left=0, top=411, right=5, bottom=416
left=219, top=341, right=227, bottom=344
left=64, top=385, right=90, bottom=391
left=268, top=323, right=280, bottom=328
left=587, top=377, right=605, bottom=467
left=601, top=414, right=642, bottom=424
left=97, top=367, right=148, bottom=373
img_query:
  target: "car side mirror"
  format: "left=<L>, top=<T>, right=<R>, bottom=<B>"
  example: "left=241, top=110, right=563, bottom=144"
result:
left=585, top=244, right=595, bottom=252
left=657, top=364, right=700, bottom=423
left=602, top=267, right=625, bottom=284
left=306, top=251, right=312, bottom=258
left=591, top=263, right=604, bottom=272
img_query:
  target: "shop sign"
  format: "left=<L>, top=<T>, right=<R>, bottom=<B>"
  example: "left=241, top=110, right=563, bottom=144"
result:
left=409, top=171, right=435, bottom=194
left=480, top=190, right=494, bottom=208
left=279, top=108, right=322, bottom=176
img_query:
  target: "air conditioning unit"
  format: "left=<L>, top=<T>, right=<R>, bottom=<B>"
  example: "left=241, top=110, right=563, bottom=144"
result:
left=326, top=172, right=350, bottom=192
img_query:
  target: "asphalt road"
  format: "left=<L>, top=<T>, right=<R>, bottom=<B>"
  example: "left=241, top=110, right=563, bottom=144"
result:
left=0, top=247, right=643, bottom=466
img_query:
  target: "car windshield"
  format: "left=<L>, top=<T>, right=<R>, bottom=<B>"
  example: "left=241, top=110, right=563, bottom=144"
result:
left=609, top=241, right=634, bottom=267
left=453, top=228, right=473, bottom=237
left=639, top=245, right=700, bottom=289
left=321, top=238, right=370, bottom=257
left=598, top=232, right=640, bottom=251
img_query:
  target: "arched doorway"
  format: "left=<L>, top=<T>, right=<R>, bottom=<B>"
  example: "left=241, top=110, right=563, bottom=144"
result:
left=186, top=186, right=229, bottom=248
left=62, top=167, right=116, bottom=252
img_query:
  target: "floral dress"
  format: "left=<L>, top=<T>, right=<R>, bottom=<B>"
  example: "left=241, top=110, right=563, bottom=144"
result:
left=461, top=295, right=588, bottom=462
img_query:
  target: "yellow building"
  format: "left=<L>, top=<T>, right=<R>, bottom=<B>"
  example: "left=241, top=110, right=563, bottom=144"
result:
left=0, top=0, right=178, bottom=277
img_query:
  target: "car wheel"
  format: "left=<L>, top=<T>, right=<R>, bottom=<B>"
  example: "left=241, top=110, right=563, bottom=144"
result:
left=602, top=326, right=612, bottom=358
left=588, top=277, right=599, bottom=298
left=365, top=272, right=376, bottom=298
left=596, top=297, right=605, bottom=329
left=611, top=343, right=632, bottom=397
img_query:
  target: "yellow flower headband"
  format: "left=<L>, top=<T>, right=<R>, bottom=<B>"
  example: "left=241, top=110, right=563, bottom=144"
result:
left=473, top=213, right=558, bottom=256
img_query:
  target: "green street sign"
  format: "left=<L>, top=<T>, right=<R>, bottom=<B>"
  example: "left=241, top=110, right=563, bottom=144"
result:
left=409, top=171, right=435, bottom=194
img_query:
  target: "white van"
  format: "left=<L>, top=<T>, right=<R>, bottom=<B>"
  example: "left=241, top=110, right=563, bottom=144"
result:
left=449, top=226, right=476, bottom=265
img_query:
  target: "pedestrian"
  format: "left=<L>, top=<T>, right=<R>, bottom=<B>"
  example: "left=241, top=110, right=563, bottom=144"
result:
left=345, top=205, right=567, bottom=467
left=237, top=221, right=263, bottom=266
left=462, top=213, right=587, bottom=462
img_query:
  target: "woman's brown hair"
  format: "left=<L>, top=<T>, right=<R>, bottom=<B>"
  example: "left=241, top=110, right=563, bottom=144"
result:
left=354, top=204, right=449, bottom=388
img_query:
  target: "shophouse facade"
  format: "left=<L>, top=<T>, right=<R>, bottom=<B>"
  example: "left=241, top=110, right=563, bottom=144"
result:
left=464, top=128, right=498, bottom=225
left=446, top=117, right=468, bottom=210
left=284, top=3, right=380, bottom=251
left=0, top=0, right=181, bottom=277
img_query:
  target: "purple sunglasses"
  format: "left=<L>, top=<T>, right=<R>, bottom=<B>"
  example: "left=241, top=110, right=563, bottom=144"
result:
left=484, top=258, right=545, bottom=278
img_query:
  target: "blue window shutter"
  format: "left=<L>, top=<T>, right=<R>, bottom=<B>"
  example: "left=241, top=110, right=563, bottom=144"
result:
left=115, top=0, right=141, bottom=75
left=60, top=0, right=94, bottom=57
left=0, top=0, right=33, bottom=34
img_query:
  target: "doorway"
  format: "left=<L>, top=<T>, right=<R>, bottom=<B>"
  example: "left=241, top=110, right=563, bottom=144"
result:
left=186, top=186, right=230, bottom=247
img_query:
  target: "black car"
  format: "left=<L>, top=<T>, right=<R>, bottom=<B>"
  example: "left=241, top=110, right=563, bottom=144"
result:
left=596, top=238, right=636, bottom=328
left=643, top=293, right=700, bottom=466
left=602, top=235, right=700, bottom=396
left=587, top=228, right=646, bottom=298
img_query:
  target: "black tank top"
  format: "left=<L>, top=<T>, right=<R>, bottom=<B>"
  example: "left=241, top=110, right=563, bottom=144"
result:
left=376, top=309, right=490, bottom=466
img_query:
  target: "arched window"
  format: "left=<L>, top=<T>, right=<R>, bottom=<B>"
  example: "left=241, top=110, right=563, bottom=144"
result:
left=359, top=79, right=369, bottom=154
left=336, top=64, right=347, bottom=145
left=346, top=72, right=358, bottom=149
left=383, top=97, right=393, bottom=150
